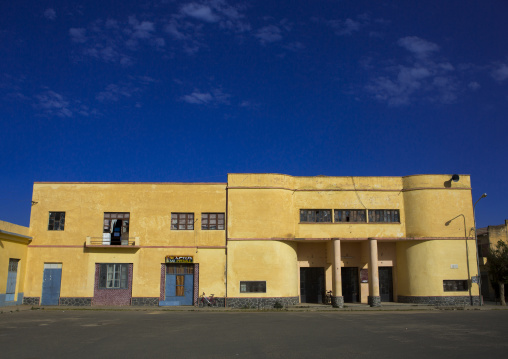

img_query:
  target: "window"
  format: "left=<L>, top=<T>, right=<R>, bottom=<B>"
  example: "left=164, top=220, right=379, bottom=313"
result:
left=48, top=212, right=65, bottom=230
left=240, top=281, right=266, bottom=293
left=104, top=213, right=129, bottom=245
left=99, top=264, right=129, bottom=289
left=368, top=210, right=400, bottom=223
left=334, top=210, right=366, bottom=223
left=443, top=280, right=468, bottom=292
left=300, top=209, right=332, bottom=223
left=171, top=213, right=194, bottom=230
left=201, top=213, right=225, bottom=230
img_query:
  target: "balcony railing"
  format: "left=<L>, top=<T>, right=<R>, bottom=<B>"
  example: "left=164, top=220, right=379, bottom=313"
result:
left=85, top=236, right=140, bottom=248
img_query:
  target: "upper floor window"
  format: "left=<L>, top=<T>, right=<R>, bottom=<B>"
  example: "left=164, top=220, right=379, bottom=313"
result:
left=48, top=212, right=65, bottom=231
left=300, top=209, right=332, bottom=223
left=104, top=213, right=130, bottom=245
left=201, top=213, right=225, bottom=230
left=334, top=209, right=366, bottom=223
left=171, top=213, right=194, bottom=230
left=368, top=210, right=400, bottom=223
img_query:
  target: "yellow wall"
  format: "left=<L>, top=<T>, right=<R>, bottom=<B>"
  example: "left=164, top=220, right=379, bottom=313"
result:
left=0, top=220, right=30, bottom=305
left=26, top=182, right=227, bottom=299
left=227, top=241, right=298, bottom=297
left=396, top=240, right=479, bottom=296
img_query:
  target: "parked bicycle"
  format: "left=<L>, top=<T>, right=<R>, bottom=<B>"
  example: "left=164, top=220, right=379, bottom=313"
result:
left=199, top=292, right=216, bottom=307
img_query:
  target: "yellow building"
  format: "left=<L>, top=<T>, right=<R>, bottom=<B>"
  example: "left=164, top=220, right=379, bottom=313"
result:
left=20, top=173, right=480, bottom=307
left=0, top=220, right=31, bottom=307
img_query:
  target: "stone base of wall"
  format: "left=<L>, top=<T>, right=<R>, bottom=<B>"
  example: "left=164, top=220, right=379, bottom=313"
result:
left=23, top=297, right=40, bottom=306
left=60, top=297, right=92, bottom=306
left=368, top=296, right=381, bottom=307
left=132, top=297, right=159, bottom=306
left=398, top=295, right=481, bottom=306
left=331, top=296, right=344, bottom=308
left=226, top=297, right=299, bottom=309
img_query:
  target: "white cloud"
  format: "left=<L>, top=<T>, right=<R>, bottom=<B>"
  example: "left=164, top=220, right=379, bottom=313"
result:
left=69, top=28, right=87, bottom=43
left=397, top=36, right=439, bottom=59
left=468, top=81, right=481, bottom=91
left=181, top=88, right=231, bottom=105
left=255, top=25, right=282, bottom=44
left=283, top=41, right=305, bottom=52
left=129, top=17, right=155, bottom=39
left=492, top=63, right=508, bottom=82
left=34, top=90, right=73, bottom=118
left=366, top=37, right=461, bottom=106
left=181, top=3, right=220, bottom=23
left=44, top=8, right=56, bottom=21
left=96, top=77, right=156, bottom=103
left=183, top=91, right=213, bottom=104
left=317, top=15, right=369, bottom=36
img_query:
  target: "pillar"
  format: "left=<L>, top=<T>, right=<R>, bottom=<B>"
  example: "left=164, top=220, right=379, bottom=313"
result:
left=332, top=239, right=344, bottom=308
left=368, top=238, right=381, bottom=307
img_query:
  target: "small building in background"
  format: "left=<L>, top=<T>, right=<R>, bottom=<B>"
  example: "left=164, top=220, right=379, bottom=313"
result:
left=477, top=220, right=508, bottom=302
left=0, top=220, right=31, bottom=307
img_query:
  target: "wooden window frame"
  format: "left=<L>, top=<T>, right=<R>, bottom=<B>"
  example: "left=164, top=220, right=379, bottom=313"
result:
left=201, top=213, right=225, bottom=230
left=99, top=263, right=129, bottom=289
left=368, top=209, right=400, bottom=223
left=334, top=209, right=366, bottom=223
left=300, top=209, right=332, bottom=223
left=171, top=213, right=194, bottom=230
left=48, top=212, right=65, bottom=231
left=103, top=212, right=130, bottom=234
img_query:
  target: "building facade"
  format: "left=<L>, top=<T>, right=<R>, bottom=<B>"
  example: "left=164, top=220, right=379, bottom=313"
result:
left=20, top=173, right=480, bottom=307
left=0, top=220, right=31, bottom=307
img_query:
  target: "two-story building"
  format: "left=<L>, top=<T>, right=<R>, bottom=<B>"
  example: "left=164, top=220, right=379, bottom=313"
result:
left=20, top=173, right=480, bottom=307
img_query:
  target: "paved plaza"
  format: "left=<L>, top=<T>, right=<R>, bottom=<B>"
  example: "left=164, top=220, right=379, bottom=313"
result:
left=1, top=307, right=508, bottom=358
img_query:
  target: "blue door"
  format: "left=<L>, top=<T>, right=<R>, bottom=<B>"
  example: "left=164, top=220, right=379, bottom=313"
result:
left=160, top=264, right=194, bottom=306
left=5, top=259, right=19, bottom=302
left=41, top=264, right=62, bottom=305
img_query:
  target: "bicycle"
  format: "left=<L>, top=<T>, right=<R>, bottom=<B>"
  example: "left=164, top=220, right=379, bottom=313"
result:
left=198, top=292, right=216, bottom=307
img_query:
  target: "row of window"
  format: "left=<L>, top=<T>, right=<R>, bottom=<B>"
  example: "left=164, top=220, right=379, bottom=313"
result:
left=49, top=208, right=399, bottom=232
left=48, top=212, right=225, bottom=231
left=300, top=209, right=400, bottom=223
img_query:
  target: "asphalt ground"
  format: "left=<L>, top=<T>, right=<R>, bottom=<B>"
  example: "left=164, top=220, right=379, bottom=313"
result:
left=1, top=308, right=508, bottom=358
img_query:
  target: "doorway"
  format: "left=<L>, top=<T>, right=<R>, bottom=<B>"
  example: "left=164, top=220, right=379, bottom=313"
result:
left=162, top=264, right=194, bottom=306
left=300, top=267, right=324, bottom=303
left=379, top=267, right=393, bottom=302
left=5, top=259, right=19, bottom=302
left=41, top=263, right=62, bottom=306
left=342, top=267, right=360, bottom=303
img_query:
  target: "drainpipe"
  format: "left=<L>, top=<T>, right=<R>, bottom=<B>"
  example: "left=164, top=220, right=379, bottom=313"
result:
left=225, top=183, right=228, bottom=307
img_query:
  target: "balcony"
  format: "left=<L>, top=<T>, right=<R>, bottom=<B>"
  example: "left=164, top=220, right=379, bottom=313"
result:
left=85, top=235, right=140, bottom=249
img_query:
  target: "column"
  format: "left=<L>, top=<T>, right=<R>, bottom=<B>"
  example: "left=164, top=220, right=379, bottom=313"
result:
left=332, top=239, right=344, bottom=308
left=368, top=238, right=381, bottom=307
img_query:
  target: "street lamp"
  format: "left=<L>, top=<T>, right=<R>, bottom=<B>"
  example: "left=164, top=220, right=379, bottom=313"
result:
left=473, top=193, right=487, bottom=306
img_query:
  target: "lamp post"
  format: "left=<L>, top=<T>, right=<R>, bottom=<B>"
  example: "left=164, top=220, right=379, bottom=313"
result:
left=473, top=193, right=487, bottom=306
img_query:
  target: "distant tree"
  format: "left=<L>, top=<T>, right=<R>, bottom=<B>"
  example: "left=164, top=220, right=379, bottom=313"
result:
left=486, top=240, right=508, bottom=306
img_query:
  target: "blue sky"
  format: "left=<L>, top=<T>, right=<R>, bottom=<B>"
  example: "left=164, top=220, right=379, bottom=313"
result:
left=1, top=0, right=507, bottom=228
